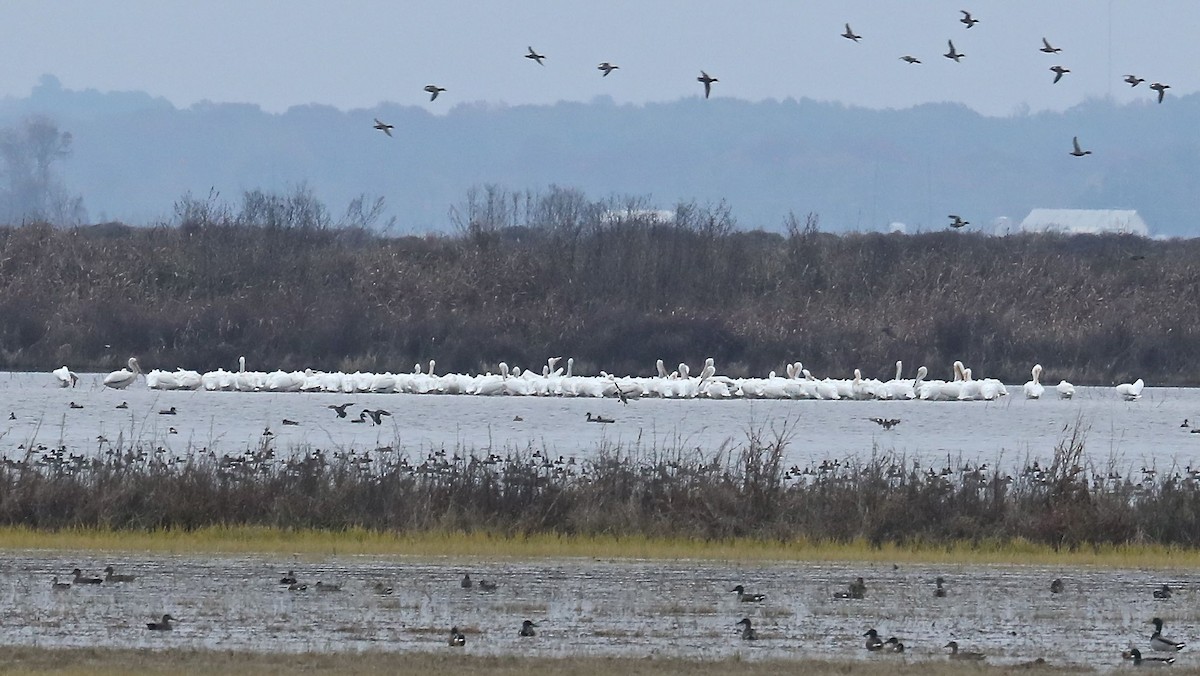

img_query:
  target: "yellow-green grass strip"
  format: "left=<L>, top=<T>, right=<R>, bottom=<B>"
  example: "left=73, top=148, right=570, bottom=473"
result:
left=0, top=526, right=1198, bottom=568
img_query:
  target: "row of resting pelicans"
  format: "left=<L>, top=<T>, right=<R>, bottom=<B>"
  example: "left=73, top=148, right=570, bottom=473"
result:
left=61, top=357, right=1146, bottom=402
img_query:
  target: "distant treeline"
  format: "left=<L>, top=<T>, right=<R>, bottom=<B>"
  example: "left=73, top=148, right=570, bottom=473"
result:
left=0, top=186, right=1197, bottom=385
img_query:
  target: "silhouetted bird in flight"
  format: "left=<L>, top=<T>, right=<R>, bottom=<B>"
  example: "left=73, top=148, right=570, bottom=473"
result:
left=697, top=71, right=718, bottom=98
left=525, top=46, right=546, bottom=65
left=1124, top=74, right=1144, bottom=87
left=900, top=55, right=921, bottom=64
left=959, top=10, right=979, bottom=28
left=424, top=85, right=446, bottom=101
left=373, top=118, right=393, bottom=137
left=597, top=62, right=619, bottom=77
left=944, top=40, right=964, bottom=62
left=1149, top=82, right=1170, bottom=103
left=364, top=408, right=392, bottom=426
left=328, top=403, right=355, bottom=418
left=1040, top=38, right=1061, bottom=54
left=841, top=23, right=862, bottom=42
left=1070, top=136, right=1092, bottom=157
left=948, top=215, right=969, bottom=229
left=1050, top=65, right=1070, bottom=84
left=870, top=417, right=901, bottom=431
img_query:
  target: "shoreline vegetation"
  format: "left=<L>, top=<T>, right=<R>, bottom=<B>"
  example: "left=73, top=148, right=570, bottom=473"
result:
left=1, top=186, right=1198, bottom=385
left=0, top=647, right=1098, bottom=676
left=7, top=423, right=1200, bottom=562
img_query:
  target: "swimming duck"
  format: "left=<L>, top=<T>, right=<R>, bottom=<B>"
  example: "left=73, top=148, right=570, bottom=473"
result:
left=1129, top=648, right=1174, bottom=665
left=841, top=24, right=861, bottom=42
left=1149, top=82, right=1170, bottom=104
left=1125, top=75, right=1145, bottom=87
left=519, top=620, right=538, bottom=637
left=597, top=62, right=619, bottom=76
left=69, top=402, right=83, bottom=409
left=478, top=580, right=498, bottom=592
left=116, top=402, right=128, bottom=409
left=730, top=584, right=766, bottom=602
left=424, top=84, right=446, bottom=101
left=449, top=626, right=466, bottom=646
left=146, top=614, right=177, bottom=630
left=945, top=641, right=985, bottom=660
left=736, top=617, right=758, bottom=640
left=288, top=582, right=308, bottom=591
left=1150, top=618, right=1185, bottom=651
left=373, top=118, right=394, bottom=137
left=935, top=576, right=947, bottom=598
left=282, top=419, right=299, bottom=426
left=1040, top=38, right=1061, bottom=54
left=944, top=40, right=964, bottom=62
left=885, top=637, right=905, bottom=653
left=1153, top=584, right=1172, bottom=600
left=51, top=576, right=71, bottom=591
left=461, top=573, right=472, bottom=589
left=315, top=581, right=342, bottom=592
left=586, top=412, right=615, bottom=424
left=71, top=568, right=102, bottom=584
left=158, top=406, right=177, bottom=415
left=524, top=46, right=546, bottom=65
left=1050, top=65, right=1070, bottom=84
left=1070, top=136, right=1091, bottom=157
left=864, top=628, right=884, bottom=651
left=697, top=71, right=718, bottom=99
left=959, top=10, right=978, bottom=28
left=373, top=582, right=394, bottom=595
left=1182, top=420, right=1190, bottom=429
left=104, top=566, right=135, bottom=582
left=1050, top=578, right=1064, bottom=593
left=279, top=571, right=297, bottom=584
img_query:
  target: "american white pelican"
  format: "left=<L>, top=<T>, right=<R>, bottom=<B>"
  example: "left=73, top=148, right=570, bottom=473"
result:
left=52, top=366, right=79, bottom=388
left=1116, top=378, right=1144, bottom=400
left=103, top=357, right=142, bottom=389
left=1055, top=380, right=1075, bottom=399
left=1023, top=364, right=1044, bottom=399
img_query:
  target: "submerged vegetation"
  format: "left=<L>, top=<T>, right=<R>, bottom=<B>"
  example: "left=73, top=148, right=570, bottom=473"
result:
left=0, top=186, right=1198, bottom=384
left=5, top=423, right=1200, bottom=551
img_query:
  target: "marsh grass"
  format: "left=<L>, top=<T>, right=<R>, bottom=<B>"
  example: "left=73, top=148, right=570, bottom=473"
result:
left=0, top=646, right=1103, bottom=675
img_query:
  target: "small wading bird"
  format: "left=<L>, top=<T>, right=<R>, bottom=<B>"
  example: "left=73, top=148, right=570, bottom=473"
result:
left=1150, top=82, right=1170, bottom=103
left=1040, top=38, right=1061, bottom=54
left=697, top=70, right=718, bottom=98
left=900, top=55, right=921, bottom=64
left=373, top=118, right=394, bottom=137
left=944, top=40, right=964, bottom=62
left=519, top=620, right=538, bottom=637
left=870, top=417, right=901, bottom=430
left=424, top=84, right=446, bottom=101
left=730, top=584, right=766, bottom=602
left=960, top=10, right=979, bottom=28
left=146, top=614, right=178, bottom=631
left=586, top=412, right=615, bottom=423
left=1050, top=65, right=1070, bottom=84
left=449, top=626, right=466, bottom=646
left=525, top=46, right=546, bottom=65
left=597, top=62, right=619, bottom=76
left=945, top=641, right=985, bottom=660
left=1070, top=136, right=1091, bottom=157
left=841, top=23, right=861, bottom=42
left=1125, top=74, right=1145, bottom=87
left=736, top=617, right=758, bottom=640
left=948, top=214, right=969, bottom=229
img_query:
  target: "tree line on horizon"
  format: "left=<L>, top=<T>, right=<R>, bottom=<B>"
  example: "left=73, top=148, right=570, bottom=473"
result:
left=0, top=185, right=1195, bottom=386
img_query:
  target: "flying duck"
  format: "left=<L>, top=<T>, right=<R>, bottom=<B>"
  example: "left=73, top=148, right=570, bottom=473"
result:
left=842, top=24, right=862, bottom=41
left=948, top=215, right=969, bottom=229
left=1070, top=136, right=1091, bottom=157
left=525, top=46, right=546, bottom=65
left=900, top=55, right=921, bottom=64
left=373, top=118, right=394, bottom=137
left=697, top=71, right=718, bottom=99
left=424, top=85, right=446, bottom=101
left=1149, top=82, right=1170, bottom=103
left=598, top=62, right=619, bottom=76
left=944, top=40, right=964, bottom=62
left=1050, top=65, right=1070, bottom=84
left=1124, top=75, right=1145, bottom=87
left=959, top=10, right=979, bottom=28
left=1040, top=38, right=1061, bottom=54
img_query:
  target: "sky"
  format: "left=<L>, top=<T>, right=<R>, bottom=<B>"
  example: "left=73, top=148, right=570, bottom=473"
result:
left=0, top=1, right=1195, bottom=117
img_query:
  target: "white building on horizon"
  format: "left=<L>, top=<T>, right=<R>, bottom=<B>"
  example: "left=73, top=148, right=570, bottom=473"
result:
left=1018, top=209, right=1149, bottom=236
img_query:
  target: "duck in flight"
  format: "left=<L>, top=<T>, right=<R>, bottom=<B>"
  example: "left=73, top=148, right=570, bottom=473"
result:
left=424, top=85, right=446, bottom=101
left=364, top=409, right=392, bottom=426
left=598, top=62, right=619, bottom=77
left=697, top=70, right=718, bottom=98
left=1124, top=74, right=1145, bottom=87
left=869, top=417, right=901, bottom=430
left=1040, top=38, right=1061, bottom=54
left=1070, top=136, right=1092, bottom=157
left=328, top=402, right=356, bottom=418
left=944, top=40, right=964, bottom=62
left=900, top=55, right=921, bottom=64
left=525, top=46, right=546, bottom=65
left=1149, top=82, right=1170, bottom=103
left=841, top=23, right=862, bottom=42
left=959, top=10, right=979, bottom=28
left=1050, top=65, right=1070, bottom=84
left=373, top=118, right=394, bottom=137
left=948, top=215, right=969, bottom=229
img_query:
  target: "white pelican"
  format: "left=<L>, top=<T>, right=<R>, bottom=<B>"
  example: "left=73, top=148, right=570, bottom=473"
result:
left=52, top=366, right=79, bottom=388
left=1116, top=378, right=1144, bottom=400
left=1055, top=380, right=1075, bottom=399
left=1023, top=364, right=1044, bottom=399
left=103, top=357, right=142, bottom=389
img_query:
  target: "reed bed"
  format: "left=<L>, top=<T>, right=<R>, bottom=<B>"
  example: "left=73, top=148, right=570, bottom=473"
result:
left=4, top=423, right=1200, bottom=554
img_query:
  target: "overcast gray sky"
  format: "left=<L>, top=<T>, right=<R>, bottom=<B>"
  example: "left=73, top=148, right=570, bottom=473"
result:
left=0, top=1, right=1193, bottom=116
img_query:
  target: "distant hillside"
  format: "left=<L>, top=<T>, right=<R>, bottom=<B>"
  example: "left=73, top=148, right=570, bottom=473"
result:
left=1, top=74, right=1198, bottom=235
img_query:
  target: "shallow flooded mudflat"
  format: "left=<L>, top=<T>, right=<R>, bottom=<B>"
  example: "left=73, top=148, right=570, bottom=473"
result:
left=0, top=552, right=1194, bottom=670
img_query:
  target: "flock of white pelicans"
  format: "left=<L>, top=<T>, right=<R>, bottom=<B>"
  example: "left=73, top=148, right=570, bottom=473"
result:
left=54, top=358, right=1147, bottom=402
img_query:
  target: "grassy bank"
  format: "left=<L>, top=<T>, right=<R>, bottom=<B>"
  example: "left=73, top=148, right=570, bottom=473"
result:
left=2, top=189, right=1198, bottom=384
left=0, top=646, right=1099, bottom=676
left=4, top=526, right=1200, bottom=569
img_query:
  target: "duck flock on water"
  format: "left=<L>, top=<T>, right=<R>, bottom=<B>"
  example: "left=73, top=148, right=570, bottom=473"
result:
left=64, top=356, right=1145, bottom=403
